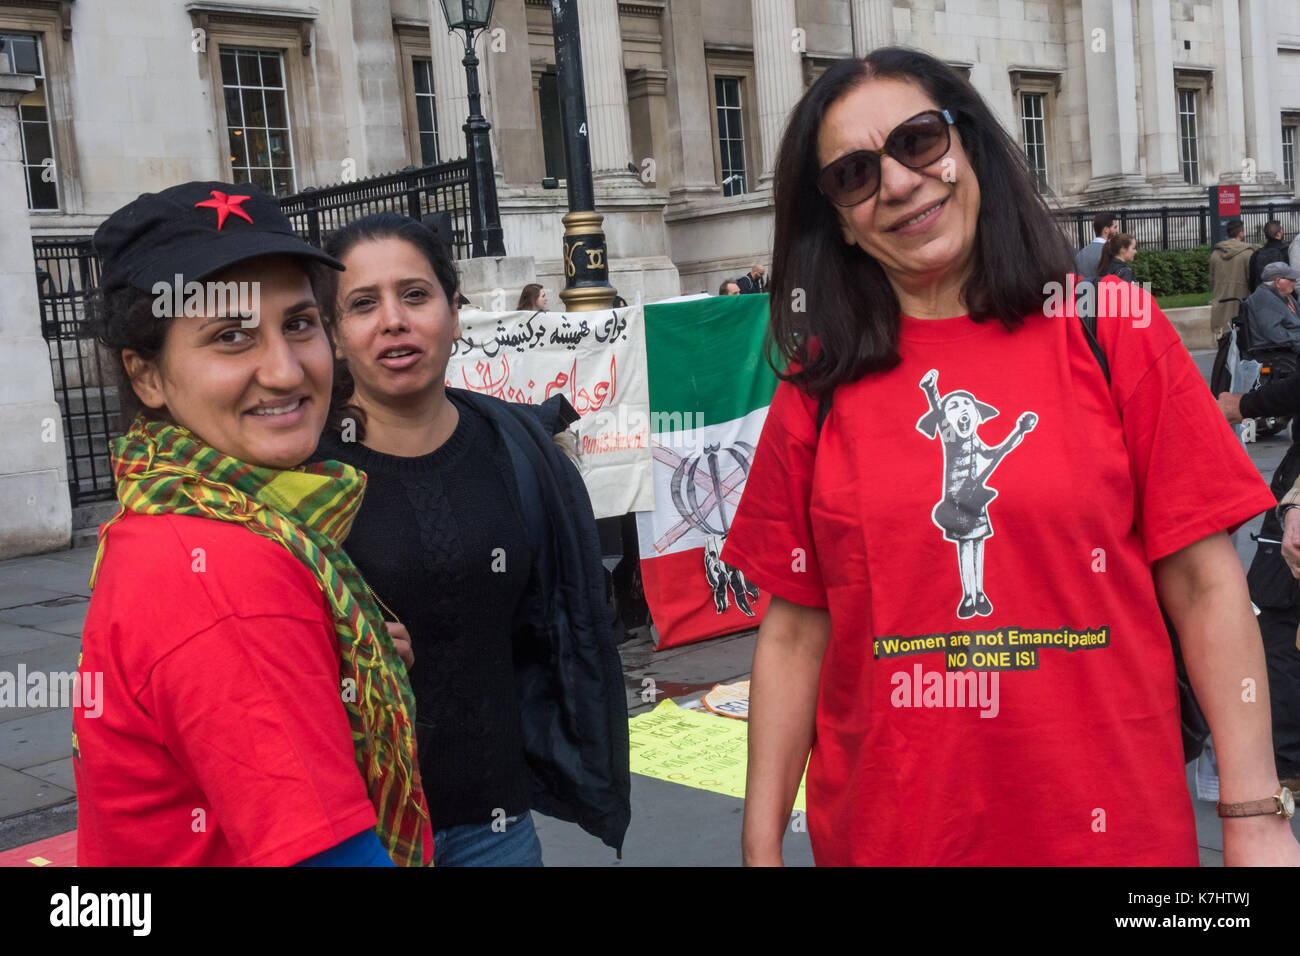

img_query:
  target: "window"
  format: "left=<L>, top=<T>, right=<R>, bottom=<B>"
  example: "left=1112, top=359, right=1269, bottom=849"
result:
left=0, top=32, right=56, bottom=209
left=539, top=71, right=567, bottom=180
left=1178, top=88, right=1200, bottom=186
left=1009, top=69, right=1060, bottom=195
left=715, top=76, right=747, bottom=196
left=412, top=57, right=439, bottom=166
left=1020, top=93, right=1049, bottom=191
left=220, top=47, right=296, bottom=196
left=1283, top=125, right=1296, bottom=193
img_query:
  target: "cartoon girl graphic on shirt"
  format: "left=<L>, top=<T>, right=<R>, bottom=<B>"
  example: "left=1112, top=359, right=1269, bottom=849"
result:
left=916, top=369, right=1038, bottom=619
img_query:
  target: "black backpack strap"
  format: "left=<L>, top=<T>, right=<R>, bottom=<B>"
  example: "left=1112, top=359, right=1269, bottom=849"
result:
left=496, top=416, right=549, bottom=567
left=1077, top=307, right=1112, bottom=387
left=816, top=388, right=833, bottom=435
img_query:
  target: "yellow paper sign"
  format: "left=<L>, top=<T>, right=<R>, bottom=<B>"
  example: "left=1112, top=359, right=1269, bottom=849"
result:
left=628, top=698, right=806, bottom=811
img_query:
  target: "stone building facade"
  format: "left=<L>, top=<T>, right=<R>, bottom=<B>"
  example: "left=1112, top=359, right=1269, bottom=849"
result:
left=6, top=0, right=1300, bottom=295
left=2, top=0, right=1300, bottom=554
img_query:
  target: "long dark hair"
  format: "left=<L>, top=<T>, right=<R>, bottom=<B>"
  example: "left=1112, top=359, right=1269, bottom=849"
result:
left=319, top=212, right=460, bottom=439
left=768, top=48, right=1076, bottom=395
left=1097, top=233, right=1134, bottom=275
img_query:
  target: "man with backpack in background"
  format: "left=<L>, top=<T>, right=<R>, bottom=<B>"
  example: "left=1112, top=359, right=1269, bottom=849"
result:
left=1210, top=219, right=1259, bottom=337
left=1250, top=221, right=1290, bottom=293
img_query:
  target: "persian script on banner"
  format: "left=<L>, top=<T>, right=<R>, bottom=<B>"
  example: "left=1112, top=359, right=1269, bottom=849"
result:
left=444, top=305, right=654, bottom=519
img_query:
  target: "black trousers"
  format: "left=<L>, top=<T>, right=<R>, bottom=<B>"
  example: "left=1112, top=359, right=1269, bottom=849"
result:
left=1256, top=608, right=1300, bottom=778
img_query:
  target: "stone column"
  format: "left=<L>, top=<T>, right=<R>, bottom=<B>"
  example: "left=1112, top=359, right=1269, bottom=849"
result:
left=577, top=0, right=637, bottom=185
left=1212, top=0, right=1248, bottom=182
left=486, top=0, right=542, bottom=186
left=660, top=0, right=718, bottom=198
left=1137, top=0, right=1183, bottom=185
left=1238, top=0, right=1279, bottom=187
left=628, top=67, right=670, bottom=185
left=751, top=0, right=804, bottom=186
left=343, top=0, right=407, bottom=175
left=0, top=68, right=71, bottom=558
left=851, top=0, right=893, bottom=57
left=1080, top=0, right=1143, bottom=195
left=428, top=0, right=470, bottom=163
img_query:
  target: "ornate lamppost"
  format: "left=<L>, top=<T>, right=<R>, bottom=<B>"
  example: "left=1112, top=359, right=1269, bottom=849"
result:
left=551, top=0, right=617, bottom=311
left=437, top=0, right=506, bottom=257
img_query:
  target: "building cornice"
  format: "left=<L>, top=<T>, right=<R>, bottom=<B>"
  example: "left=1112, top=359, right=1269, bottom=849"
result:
left=0, top=0, right=74, bottom=40
left=184, top=2, right=317, bottom=54
left=392, top=16, right=429, bottom=31
left=1008, top=66, right=1063, bottom=93
left=525, top=0, right=664, bottom=16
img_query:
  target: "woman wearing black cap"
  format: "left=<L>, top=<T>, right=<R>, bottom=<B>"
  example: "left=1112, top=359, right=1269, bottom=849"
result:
left=75, top=182, right=431, bottom=866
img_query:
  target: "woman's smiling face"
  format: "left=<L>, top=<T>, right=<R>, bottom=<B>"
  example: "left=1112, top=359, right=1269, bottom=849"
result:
left=817, top=76, right=981, bottom=295
left=122, top=256, right=332, bottom=469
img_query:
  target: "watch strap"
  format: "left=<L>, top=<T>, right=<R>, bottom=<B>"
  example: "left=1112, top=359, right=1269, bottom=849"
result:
left=1217, top=788, right=1295, bottom=818
left=1216, top=796, right=1281, bottom=817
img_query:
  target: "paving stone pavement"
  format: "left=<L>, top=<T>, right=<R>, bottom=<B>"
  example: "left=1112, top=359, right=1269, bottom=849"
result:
left=0, top=547, right=92, bottom=833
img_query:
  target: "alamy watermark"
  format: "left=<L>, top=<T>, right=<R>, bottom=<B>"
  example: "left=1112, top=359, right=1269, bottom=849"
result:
left=890, top=663, right=999, bottom=718
left=152, top=274, right=260, bottom=328
left=0, top=665, right=102, bottom=717
left=1042, top=275, right=1152, bottom=328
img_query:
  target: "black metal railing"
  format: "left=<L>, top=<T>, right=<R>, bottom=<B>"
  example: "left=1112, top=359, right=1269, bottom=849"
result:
left=279, top=160, right=474, bottom=257
left=33, top=236, right=117, bottom=506
left=1053, top=202, right=1300, bottom=251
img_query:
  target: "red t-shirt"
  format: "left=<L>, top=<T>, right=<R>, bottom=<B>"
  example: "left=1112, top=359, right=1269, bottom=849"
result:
left=722, top=286, right=1274, bottom=865
left=74, top=512, right=381, bottom=866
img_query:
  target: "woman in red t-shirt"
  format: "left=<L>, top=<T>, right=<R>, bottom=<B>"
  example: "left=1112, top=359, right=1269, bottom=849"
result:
left=721, top=49, right=1300, bottom=866
left=74, top=182, right=431, bottom=866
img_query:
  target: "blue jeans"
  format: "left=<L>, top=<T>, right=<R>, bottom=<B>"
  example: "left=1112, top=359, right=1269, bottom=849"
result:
left=433, top=811, right=544, bottom=867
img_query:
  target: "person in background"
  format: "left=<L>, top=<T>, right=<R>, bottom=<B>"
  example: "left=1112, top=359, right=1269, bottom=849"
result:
left=719, top=279, right=741, bottom=295
left=736, top=264, right=767, bottom=294
left=1249, top=221, right=1290, bottom=293
left=516, top=283, right=548, bottom=311
left=315, top=212, right=630, bottom=866
left=724, top=47, right=1297, bottom=867
left=1240, top=262, right=1300, bottom=351
left=1073, top=210, right=1117, bottom=283
left=1216, top=355, right=1300, bottom=796
left=76, top=182, right=431, bottom=867
left=1211, top=219, right=1259, bottom=338
left=1096, top=232, right=1137, bottom=284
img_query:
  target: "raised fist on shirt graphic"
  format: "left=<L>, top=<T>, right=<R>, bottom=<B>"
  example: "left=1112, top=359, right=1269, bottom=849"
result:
left=916, top=369, right=1038, bottom=619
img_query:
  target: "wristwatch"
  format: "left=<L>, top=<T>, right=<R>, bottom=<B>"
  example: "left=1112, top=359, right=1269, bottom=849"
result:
left=1216, top=787, right=1296, bottom=819
left=1279, top=488, right=1300, bottom=523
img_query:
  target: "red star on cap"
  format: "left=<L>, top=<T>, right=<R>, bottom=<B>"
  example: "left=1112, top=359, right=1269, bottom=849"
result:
left=194, top=190, right=254, bottom=230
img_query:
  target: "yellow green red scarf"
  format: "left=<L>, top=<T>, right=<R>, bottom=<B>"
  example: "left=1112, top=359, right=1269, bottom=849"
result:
left=90, top=416, right=431, bottom=866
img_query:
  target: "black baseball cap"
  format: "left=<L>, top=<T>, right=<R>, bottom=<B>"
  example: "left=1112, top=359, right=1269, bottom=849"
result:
left=93, top=180, right=343, bottom=293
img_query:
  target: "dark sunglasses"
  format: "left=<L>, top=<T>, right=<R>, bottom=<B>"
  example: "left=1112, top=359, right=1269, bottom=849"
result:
left=816, top=109, right=956, bottom=207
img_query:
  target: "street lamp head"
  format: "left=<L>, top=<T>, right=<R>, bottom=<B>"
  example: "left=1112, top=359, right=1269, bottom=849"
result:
left=438, top=0, right=495, bottom=33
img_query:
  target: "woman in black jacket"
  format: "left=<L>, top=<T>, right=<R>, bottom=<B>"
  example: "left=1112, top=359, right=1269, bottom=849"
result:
left=311, top=213, right=629, bottom=866
left=1097, top=232, right=1138, bottom=283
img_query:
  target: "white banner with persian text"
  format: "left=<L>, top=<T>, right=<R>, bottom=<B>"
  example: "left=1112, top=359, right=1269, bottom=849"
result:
left=444, top=305, right=654, bottom=518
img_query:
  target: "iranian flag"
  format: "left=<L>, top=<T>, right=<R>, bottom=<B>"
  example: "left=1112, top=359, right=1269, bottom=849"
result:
left=637, top=295, right=780, bottom=649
